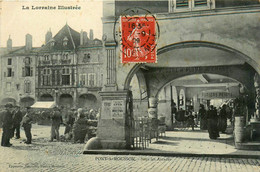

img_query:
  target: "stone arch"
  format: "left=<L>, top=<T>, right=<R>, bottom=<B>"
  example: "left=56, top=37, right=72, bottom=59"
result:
left=59, top=94, right=73, bottom=108
left=78, top=94, right=98, bottom=109
left=1, top=98, right=16, bottom=105
left=124, top=41, right=258, bottom=91
left=40, top=94, right=54, bottom=101
left=20, top=97, right=35, bottom=108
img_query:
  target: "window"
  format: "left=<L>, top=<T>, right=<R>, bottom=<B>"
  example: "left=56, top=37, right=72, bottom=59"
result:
left=24, top=57, right=31, bottom=65
left=83, top=53, right=91, bottom=63
left=194, top=0, right=208, bottom=7
left=169, top=0, right=214, bottom=12
left=6, top=82, right=11, bottom=92
left=24, top=80, right=31, bottom=93
left=79, top=74, right=87, bottom=86
left=62, top=68, right=70, bottom=85
left=88, top=73, right=96, bottom=87
left=7, top=68, right=13, bottom=77
left=16, top=84, right=20, bottom=90
left=8, top=58, right=12, bottom=65
left=42, top=68, right=51, bottom=86
left=44, top=55, right=50, bottom=61
left=22, top=67, right=33, bottom=77
left=62, top=75, right=70, bottom=85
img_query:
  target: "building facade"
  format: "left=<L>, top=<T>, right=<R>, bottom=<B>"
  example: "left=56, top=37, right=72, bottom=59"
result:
left=36, top=24, right=104, bottom=109
left=0, top=34, right=37, bottom=107
left=0, top=24, right=105, bottom=109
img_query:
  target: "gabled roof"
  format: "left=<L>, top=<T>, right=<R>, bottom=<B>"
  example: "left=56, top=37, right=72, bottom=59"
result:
left=39, top=24, right=80, bottom=53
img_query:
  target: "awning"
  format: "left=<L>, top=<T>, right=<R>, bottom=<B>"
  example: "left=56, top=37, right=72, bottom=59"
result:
left=30, top=101, right=56, bottom=109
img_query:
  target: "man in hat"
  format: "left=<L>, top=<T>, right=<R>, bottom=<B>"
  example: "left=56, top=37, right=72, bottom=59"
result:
left=1, top=103, right=14, bottom=147
left=21, top=107, right=33, bottom=144
left=50, top=106, right=63, bottom=142
left=11, top=106, right=23, bottom=139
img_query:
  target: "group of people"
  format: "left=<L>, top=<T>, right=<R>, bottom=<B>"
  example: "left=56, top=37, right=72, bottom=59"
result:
left=199, top=104, right=231, bottom=139
left=174, top=103, right=231, bottom=139
left=0, top=103, right=99, bottom=147
left=1, top=104, right=32, bottom=147
left=49, top=107, right=98, bottom=143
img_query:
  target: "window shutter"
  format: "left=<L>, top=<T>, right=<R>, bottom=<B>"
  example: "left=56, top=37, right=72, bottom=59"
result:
left=87, top=73, right=90, bottom=86
left=85, top=74, right=88, bottom=86
left=22, top=67, right=25, bottom=77
left=12, top=71, right=14, bottom=77
left=30, top=67, right=33, bottom=76
left=93, top=73, right=96, bottom=86
left=72, top=69, right=75, bottom=85
left=4, top=72, right=6, bottom=77
left=28, top=82, right=31, bottom=93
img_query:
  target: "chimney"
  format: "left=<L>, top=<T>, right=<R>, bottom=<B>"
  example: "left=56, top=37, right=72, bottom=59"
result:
left=83, top=31, right=88, bottom=45
left=7, top=35, right=12, bottom=51
left=45, top=29, right=52, bottom=44
left=25, top=34, right=32, bottom=51
left=89, top=29, right=94, bottom=40
left=80, top=30, right=84, bottom=45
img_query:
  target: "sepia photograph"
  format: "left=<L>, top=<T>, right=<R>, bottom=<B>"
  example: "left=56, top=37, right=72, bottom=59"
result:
left=0, top=0, right=260, bottom=171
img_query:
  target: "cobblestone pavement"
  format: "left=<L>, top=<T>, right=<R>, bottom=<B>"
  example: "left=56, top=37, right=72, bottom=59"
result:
left=0, top=125, right=259, bottom=172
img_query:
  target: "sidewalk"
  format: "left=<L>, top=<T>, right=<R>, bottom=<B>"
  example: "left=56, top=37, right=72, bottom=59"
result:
left=84, top=128, right=260, bottom=159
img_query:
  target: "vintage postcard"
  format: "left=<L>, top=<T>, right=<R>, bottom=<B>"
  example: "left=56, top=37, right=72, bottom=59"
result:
left=0, top=0, right=260, bottom=171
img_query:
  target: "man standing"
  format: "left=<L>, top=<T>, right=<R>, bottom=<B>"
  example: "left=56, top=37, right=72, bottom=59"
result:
left=50, top=107, right=63, bottom=142
left=21, top=107, right=33, bottom=144
left=1, top=103, right=14, bottom=147
left=11, top=106, right=23, bottom=139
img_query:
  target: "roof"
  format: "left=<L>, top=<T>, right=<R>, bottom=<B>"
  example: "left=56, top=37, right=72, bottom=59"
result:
left=0, top=46, right=39, bottom=57
left=39, top=24, right=80, bottom=53
left=31, top=101, right=56, bottom=109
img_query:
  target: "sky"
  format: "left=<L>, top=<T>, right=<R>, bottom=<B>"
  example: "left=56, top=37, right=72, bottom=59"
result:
left=0, top=0, right=103, bottom=47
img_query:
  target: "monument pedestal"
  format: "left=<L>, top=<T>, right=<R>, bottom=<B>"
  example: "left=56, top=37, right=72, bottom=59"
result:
left=85, top=90, right=132, bottom=150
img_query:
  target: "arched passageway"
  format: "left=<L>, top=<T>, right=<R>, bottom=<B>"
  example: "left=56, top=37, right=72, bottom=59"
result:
left=40, top=94, right=54, bottom=101
left=122, top=41, right=258, bottom=150
left=20, top=97, right=35, bottom=108
left=78, top=94, right=98, bottom=109
left=59, top=94, right=73, bottom=108
left=1, top=98, right=16, bottom=106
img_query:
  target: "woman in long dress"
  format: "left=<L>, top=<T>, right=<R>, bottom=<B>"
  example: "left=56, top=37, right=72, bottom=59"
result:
left=207, top=105, right=219, bottom=139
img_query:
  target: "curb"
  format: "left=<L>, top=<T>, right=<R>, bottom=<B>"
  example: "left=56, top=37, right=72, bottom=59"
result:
left=83, top=150, right=260, bottom=159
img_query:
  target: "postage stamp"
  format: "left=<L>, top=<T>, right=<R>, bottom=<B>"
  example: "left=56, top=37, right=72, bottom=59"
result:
left=120, top=15, right=157, bottom=63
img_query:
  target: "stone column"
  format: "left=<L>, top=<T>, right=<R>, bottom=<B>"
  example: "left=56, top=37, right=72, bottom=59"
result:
left=85, top=90, right=132, bottom=150
left=104, top=42, right=117, bottom=91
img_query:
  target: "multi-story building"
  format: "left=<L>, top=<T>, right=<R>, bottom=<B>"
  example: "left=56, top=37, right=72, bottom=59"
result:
left=0, top=34, right=38, bottom=107
left=0, top=24, right=104, bottom=109
left=36, top=24, right=104, bottom=109
left=86, top=0, right=260, bottom=150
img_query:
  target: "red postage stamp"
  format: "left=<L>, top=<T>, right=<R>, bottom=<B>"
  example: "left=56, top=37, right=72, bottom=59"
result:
left=121, top=16, right=157, bottom=63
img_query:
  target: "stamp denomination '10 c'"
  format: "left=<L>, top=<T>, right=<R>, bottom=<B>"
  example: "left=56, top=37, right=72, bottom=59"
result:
left=121, top=16, right=157, bottom=63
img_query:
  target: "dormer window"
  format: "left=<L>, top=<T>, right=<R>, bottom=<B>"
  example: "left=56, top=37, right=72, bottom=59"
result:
left=50, top=38, right=55, bottom=47
left=63, top=37, right=68, bottom=46
left=24, top=57, right=31, bottom=65
left=44, top=55, right=50, bottom=61
left=83, top=53, right=91, bottom=63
